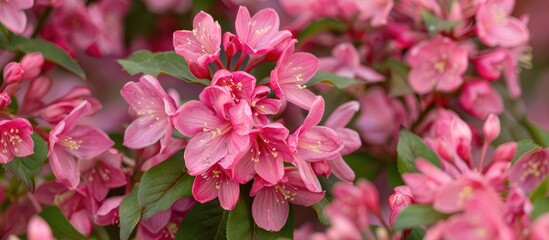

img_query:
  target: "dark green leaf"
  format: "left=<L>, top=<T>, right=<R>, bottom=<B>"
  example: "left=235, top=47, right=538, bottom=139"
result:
left=138, top=157, right=193, bottom=219
left=409, top=227, right=426, bottom=240
left=226, top=199, right=294, bottom=240
left=297, top=19, right=346, bottom=41
left=523, top=121, right=549, bottom=147
left=512, top=139, right=541, bottom=164
left=307, top=71, right=358, bottom=89
left=530, top=176, right=549, bottom=202
left=0, top=35, right=85, bottom=79
left=397, top=130, right=441, bottom=174
left=394, top=205, right=448, bottom=231
left=118, top=50, right=204, bottom=84
left=532, top=197, right=549, bottom=220
left=4, top=132, right=47, bottom=192
left=39, top=206, right=88, bottom=240
left=312, top=198, right=330, bottom=226
left=175, top=200, right=228, bottom=240
left=120, top=187, right=141, bottom=240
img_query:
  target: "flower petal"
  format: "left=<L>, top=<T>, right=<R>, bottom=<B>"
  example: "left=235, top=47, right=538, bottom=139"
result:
left=252, top=188, right=289, bottom=231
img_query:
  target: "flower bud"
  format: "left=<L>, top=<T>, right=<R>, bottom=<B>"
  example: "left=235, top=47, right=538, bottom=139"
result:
left=483, top=114, right=500, bottom=143
left=3, top=62, right=24, bottom=86
left=222, top=32, right=241, bottom=60
left=0, top=92, right=12, bottom=109
left=189, top=62, right=211, bottom=79
left=21, top=52, right=44, bottom=80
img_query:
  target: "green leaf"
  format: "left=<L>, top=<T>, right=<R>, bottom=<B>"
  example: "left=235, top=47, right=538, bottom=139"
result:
left=397, top=130, right=441, bottom=174
left=393, top=205, right=448, bottom=231
left=0, top=35, right=85, bottom=79
left=120, top=187, right=141, bottom=240
left=421, top=11, right=462, bottom=33
left=530, top=176, right=549, bottom=202
left=409, top=227, right=426, bottom=240
left=532, top=197, right=549, bottom=220
left=226, top=199, right=294, bottom=240
left=118, top=50, right=204, bottom=84
left=138, top=156, right=193, bottom=219
left=523, top=121, right=549, bottom=147
left=512, top=139, right=542, bottom=164
left=297, top=19, right=346, bottom=41
left=39, top=206, right=88, bottom=240
left=384, top=59, right=413, bottom=97
left=4, top=132, right=47, bottom=192
left=312, top=198, right=330, bottom=226
left=307, top=71, right=358, bottom=89
left=175, top=200, right=228, bottom=240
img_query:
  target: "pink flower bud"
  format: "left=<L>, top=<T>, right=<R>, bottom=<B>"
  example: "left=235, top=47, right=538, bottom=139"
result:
left=3, top=62, right=24, bottom=85
left=21, top=52, right=44, bottom=80
left=189, top=62, right=211, bottom=79
left=312, top=161, right=330, bottom=177
left=483, top=114, right=500, bottom=143
left=0, top=92, right=11, bottom=109
left=222, top=32, right=241, bottom=60
left=459, top=81, right=504, bottom=119
left=388, top=186, right=413, bottom=225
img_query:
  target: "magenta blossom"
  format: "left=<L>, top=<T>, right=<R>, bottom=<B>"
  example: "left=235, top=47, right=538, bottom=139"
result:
left=318, top=42, right=384, bottom=83
left=458, top=80, right=504, bottom=119
left=80, top=149, right=127, bottom=201
left=270, top=41, right=319, bottom=110
left=95, top=196, right=123, bottom=226
left=235, top=6, right=292, bottom=55
left=476, top=0, right=529, bottom=48
left=287, top=97, right=343, bottom=192
left=192, top=164, right=239, bottom=210
left=250, top=168, right=325, bottom=231
left=173, top=11, right=221, bottom=66
left=474, top=47, right=528, bottom=98
left=48, top=101, right=114, bottom=189
left=0, top=118, right=34, bottom=164
left=406, top=37, right=468, bottom=94
left=121, top=75, right=178, bottom=152
left=0, top=0, right=33, bottom=34
left=174, top=85, right=252, bottom=175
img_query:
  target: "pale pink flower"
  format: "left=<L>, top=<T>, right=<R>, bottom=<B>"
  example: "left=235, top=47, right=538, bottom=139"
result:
left=406, top=37, right=468, bottom=94
left=28, top=216, right=54, bottom=240
left=235, top=6, right=292, bottom=55
left=402, top=159, right=452, bottom=204
left=174, top=86, right=252, bottom=175
left=355, top=0, right=394, bottom=26
left=509, top=148, right=549, bottom=194
left=355, top=87, right=407, bottom=145
left=531, top=214, right=549, bottom=240
left=459, top=80, right=504, bottom=119
left=80, top=149, right=127, bottom=201
left=250, top=168, right=325, bottom=231
left=270, top=42, right=319, bottom=110
left=288, top=97, right=343, bottom=192
left=323, top=101, right=362, bottom=183
left=192, top=164, right=239, bottom=210
left=0, top=0, right=33, bottom=34
left=0, top=118, right=34, bottom=164
left=476, top=0, right=529, bottom=48
left=121, top=75, right=177, bottom=152
left=231, top=123, right=292, bottom=184
left=318, top=43, right=384, bottom=83
left=48, top=101, right=114, bottom=189
left=211, top=69, right=256, bottom=102
left=173, top=11, right=221, bottom=66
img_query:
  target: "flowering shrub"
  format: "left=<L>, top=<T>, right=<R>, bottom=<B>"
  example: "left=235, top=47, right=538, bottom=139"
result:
left=0, top=0, right=548, bottom=240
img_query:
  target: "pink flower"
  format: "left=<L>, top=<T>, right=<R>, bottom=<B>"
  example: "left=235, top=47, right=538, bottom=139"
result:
left=48, top=101, right=114, bottom=189
left=38, top=86, right=102, bottom=124
left=509, top=148, right=549, bottom=194
left=80, top=149, right=127, bottom=201
left=20, top=52, right=44, bottom=80
left=231, top=123, right=292, bottom=184
left=250, top=168, right=325, bottom=231
left=95, top=196, right=123, bottom=226
left=318, top=43, right=384, bottom=83
left=192, top=164, right=240, bottom=210
left=406, top=37, right=468, bottom=94
left=458, top=80, right=504, bottom=119
left=356, top=0, right=394, bottom=26
left=531, top=214, right=549, bottom=240
left=388, top=186, right=414, bottom=225
left=120, top=75, right=178, bottom=152
left=474, top=47, right=527, bottom=98
left=476, top=0, right=529, bottom=47
left=0, top=118, right=34, bottom=164
left=270, top=42, right=319, bottom=110
left=402, top=159, right=452, bottom=204
left=483, top=114, right=500, bottom=143
left=323, top=101, right=362, bottom=183
left=3, top=62, right=24, bottom=87
left=288, top=97, right=343, bottom=192
left=0, top=0, right=33, bottom=34
left=28, top=216, right=54, bottom=240
left=173, top=11, right=221, bottom=66
left=211, top=69, right=256, bottom=102
left=249, top=85, right=281, bottom=125
left=174, top=85, right=252, bottom=175
left=234, top=6, right=292, bottom=55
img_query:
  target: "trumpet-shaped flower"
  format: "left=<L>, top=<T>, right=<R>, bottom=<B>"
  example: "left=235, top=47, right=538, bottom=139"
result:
left=121, top=75, right=178, bottom=152
left=173, top=11, right=221, bottom=66
left=80, top=149, right=127, bottom=201
left=174, top=86, right=252, bottom=175
left=193, top=164, right=239, bottom=210
left=0, top=118, right=34, bottom=164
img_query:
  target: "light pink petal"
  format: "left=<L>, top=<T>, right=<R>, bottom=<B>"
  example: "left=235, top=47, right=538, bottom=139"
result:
left=228, top=101, right=253, bottom=136
left=192, top=173, right=218, bottom=203
left=294, top=156, right=322, bottom=192
left=298, top=126, right=343, bottom=162
left=252, top=188, right=289, bottom=231
left=28, top=216, right=54, bottom=240
left=219, top=179, right=239, bottom=210
left=328, top=156, right=355, bottom=183
left=356, top=66, right=385, bottom=82
left=174, top=100, right=225, bottom=137
left=65, top=125, right=114, bottom=160
left=141, top=209, right=171, bottom=233
left=0, top=3, right=27, bottom=34
left=278, top=53, right=319, bottom=85
left=60, top=101, right=93, bottom=132
left=218, top=131, right=250, bottom=169
left=199, top=86, right=234, bottom=118
left=300, top=96, right=325, bottom=132
left=255, top=142, right=285, bottom=184
left=124, top=116, right=170, bottom=149
left=325, top=101, right=359, bottom=129
left=13, top=0, right=34, bottom=9
left=283, top=87, right=317, bottom=111
left=337, top=128, right=361, bottom=155
left=408, top=69, right=438, bottom=94
left=70, top=210, right=92, bottom=236
left=49, top=146, right=80, bottom=189
left=231, top=143, right=257, bottom=184
left=184, top=131, right=229, bottom=175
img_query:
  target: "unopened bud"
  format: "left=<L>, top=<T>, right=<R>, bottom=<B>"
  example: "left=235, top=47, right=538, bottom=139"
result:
left=483, top=114, right=500, bottom=143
